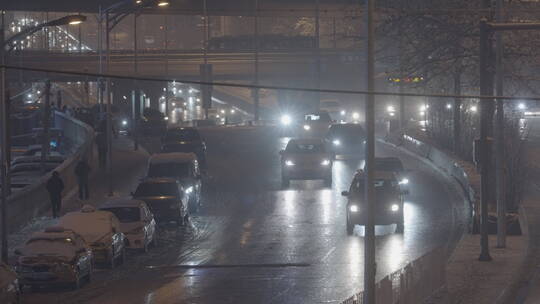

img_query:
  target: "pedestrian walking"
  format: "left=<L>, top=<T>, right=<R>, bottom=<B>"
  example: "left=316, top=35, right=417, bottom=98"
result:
left=46, top=171, right=64, bottom=218
left=74, top=158, right=91, bottom=200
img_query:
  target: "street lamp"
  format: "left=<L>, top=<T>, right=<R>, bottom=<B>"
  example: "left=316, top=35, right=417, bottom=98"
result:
left=0, top=13, right=87, bottom=263
left=157, top=1, right=170, bottom=6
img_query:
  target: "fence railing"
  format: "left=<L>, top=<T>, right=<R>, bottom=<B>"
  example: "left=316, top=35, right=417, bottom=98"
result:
left=4, top=111, right=94, bottom=234
left=342, top=247, right=446, bottom=304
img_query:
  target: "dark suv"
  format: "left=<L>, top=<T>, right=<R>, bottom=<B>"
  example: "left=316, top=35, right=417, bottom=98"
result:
left=133, top=178, right=190, bottom=226
left=325, top=123, right=366, bottom=157
left=342, top=170, right=408, bottom=235
left=160, top=127, right=207, bottom=169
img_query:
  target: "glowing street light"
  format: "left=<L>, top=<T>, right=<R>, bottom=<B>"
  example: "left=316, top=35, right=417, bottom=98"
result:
left=158, top=0, right=170, bottom=6
left=518, top=102, right=526, bottom=110
left=446, top=104, right=452, bottom=109
left=470, top=105, right=478, bottom=113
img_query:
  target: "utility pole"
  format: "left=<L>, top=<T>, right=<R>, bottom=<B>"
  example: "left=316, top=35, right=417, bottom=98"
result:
left=453, top=64, right=461, bottom=154
left=364, top=0, right=377, bottom=302
left=495, top=0, right=506, bottom=248
left=0, top=10, right=8, bottom=264
left=106, top=12, right=114, bottom=197
left=315, top=0, right=321, bottom=110
left=41, top=81, right=51, bottom=174
left=133, top=13, right=139, bottom=151
left=478, top=18, right=493, bottom=262
left=253, top=0, right=260, bottom=121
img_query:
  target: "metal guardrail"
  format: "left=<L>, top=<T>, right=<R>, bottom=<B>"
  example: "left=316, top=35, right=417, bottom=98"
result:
left=342, top=247, right=446, bottom=304
left=4, top=111, right=94, bottom=234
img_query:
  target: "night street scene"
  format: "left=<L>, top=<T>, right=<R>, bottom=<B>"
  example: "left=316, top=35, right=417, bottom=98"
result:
left=1, top=0, right=540, bottom=303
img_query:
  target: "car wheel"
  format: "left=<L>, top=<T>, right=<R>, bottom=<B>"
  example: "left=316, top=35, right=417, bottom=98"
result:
left=346, top=215, right=354, bottom=235
left=281, top=177, right=290, bottom=188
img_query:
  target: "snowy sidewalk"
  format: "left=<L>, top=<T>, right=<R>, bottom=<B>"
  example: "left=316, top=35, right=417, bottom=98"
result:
left=8, top=135, right=149, bottom=262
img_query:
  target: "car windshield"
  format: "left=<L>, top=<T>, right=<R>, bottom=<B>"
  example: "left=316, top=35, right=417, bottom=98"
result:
left=286, top=143, right=325, bottom=153
left=148, top=163, right=190, bottom=179
left=351, top=178, right=394, bottom=193
left=134, top=183, right=178, bottom=197
left=101, top=207, right=140, bottom=223
left=24, top=238, right=76, bottom=256
left=163, top=129, right=201, bottom=142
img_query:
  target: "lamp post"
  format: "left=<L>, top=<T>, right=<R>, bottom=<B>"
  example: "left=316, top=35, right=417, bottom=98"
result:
left=0, top=13, right=86, bottom=263
left=98, top=0, right=169, bottom=196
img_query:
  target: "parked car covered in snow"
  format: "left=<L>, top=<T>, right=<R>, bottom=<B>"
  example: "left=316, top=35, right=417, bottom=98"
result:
left=59, top=205, right=126, bottom=268
left=0, top=262, right=19, bottom=303
left=14, top=226, right=93, bottom=290
left=99, top=198, right=157, bottom=252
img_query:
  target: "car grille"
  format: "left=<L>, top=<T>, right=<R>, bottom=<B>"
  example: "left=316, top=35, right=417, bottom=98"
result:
left=32, top=265, right=50, bottom=272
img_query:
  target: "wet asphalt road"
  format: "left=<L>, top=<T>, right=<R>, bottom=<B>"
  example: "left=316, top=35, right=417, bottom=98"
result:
left=22, top=126, right=468, bottom=304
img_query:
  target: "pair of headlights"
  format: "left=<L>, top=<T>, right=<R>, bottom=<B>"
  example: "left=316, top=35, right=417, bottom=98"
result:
left=285, top=159, right=331, bottom=166
left=349, top=204, right=400, bottom=212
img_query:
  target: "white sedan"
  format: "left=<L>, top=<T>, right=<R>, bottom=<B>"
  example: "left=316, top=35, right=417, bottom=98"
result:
left=100, top=198, right=157, bottom=252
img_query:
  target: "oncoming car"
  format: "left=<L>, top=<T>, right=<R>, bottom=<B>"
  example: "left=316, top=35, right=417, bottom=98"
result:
left=342, top=170, right=408, bottom=235
left=325, top=123, right=366, bottom=158
left=280, top=138, right=333, bottom=188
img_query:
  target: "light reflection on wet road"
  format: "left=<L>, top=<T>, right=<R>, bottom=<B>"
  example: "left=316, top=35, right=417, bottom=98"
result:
left=22, top=127, right=467, bottom=304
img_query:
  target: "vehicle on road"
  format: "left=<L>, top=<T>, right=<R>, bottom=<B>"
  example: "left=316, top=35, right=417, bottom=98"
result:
left=59, top=205, right=126, bottom=268
left=342, top=170, right=408, bottom=235
left=133, top=178, right=190, bottom=226
left=300, top=111, right=332, bottom=138
left=0, top=262, right=19, bottom=303
left=11, top=155, right=65, bottom=166
left=99, top=198, right=157, bottom=252
left=160, top=127, right=207, bottom=169
left=280, top=138, right=333, bottom=188
left=147, top=153, right=203, bottom=213
left=325, top=123, right=366, bottom=158
left=14, top=226, right=93, bottom=290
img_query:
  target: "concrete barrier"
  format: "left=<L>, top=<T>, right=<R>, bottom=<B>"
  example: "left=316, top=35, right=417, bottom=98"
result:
left=4, top=111, right=94, bottom=234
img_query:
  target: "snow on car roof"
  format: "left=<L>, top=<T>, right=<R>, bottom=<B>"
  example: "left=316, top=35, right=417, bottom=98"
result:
left=100, top=197, right=146, bottom=209
left=59, top=206, right=117, bottom=243
left=149, top=152, right=197, bottom=164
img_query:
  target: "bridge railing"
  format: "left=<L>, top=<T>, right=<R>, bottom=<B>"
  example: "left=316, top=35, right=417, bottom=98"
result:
left=4, top=111, right=94, bottom=234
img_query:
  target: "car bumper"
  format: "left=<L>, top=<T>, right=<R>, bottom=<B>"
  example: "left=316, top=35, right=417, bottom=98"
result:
left=18, top=270, right=77, bottom=285
left=282, top=166, right=331, bottom=180
left=330, top=143, right=365, bottom=155
left=125, top=234, right=147, bottom=249
left=348, top=209, right=403, bottom=225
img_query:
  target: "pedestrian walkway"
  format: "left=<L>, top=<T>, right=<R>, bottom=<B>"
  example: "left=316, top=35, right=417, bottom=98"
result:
left=8, top=135, right=149, bottom=260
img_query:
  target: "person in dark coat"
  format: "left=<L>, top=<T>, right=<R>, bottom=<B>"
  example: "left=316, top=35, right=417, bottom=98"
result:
left=74, top=159, right=91, bottom=200
left=46, top=171, right=64, bottom=218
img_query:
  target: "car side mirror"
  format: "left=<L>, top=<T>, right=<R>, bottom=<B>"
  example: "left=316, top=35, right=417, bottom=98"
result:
left=401, top=190, right=410, bottom=195
left=341, top=191, right=349, bottom=197
left=14, top=248, right=22, bottom=255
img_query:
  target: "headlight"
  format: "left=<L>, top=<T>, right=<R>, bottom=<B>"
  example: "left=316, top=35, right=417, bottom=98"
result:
left=164, top=116, right=169, bottom=121
left=352, top=112, right=360, bottom=120
left=303, top=124, right=311, bottom=131
left=333, top=139, right=340, bottom=146
left=122, top=119, right=128, bottom=126
left=391, top=204, right=400, bottom=212
left=321, top=159, right=331, bottom=166
left=281, top=115, right=292, bottom=126
left=349, top=205, right=359, bottom=212
left=340, top=110, right=346, bottom=116
left=285, top=160, right=295, bottom=166
left=186, top=186, right=193, bottom=194
left=399, top=178, right=409, bottom=185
